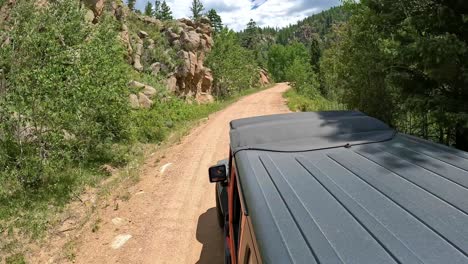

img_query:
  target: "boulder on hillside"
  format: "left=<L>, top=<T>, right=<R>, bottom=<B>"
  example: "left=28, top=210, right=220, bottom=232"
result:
left=138, top=16, right=162, bottom=27
left=180, top=30, right=201, bottom=51
left=138, top=30, right=149, bottom=39
left=196, top=92, right=214, bottom=104
left=166, top=75, right=178, bottom=93
left=178, top=18, right=195, bottom=28
left=138, top=93, right=153, bottom=109
left=128, top=80, right=146, bottom=89
left=142, top=86, right=157, bottom=97
left=199, top=16, right=211, bottom=25
left=259, top=69, right=270, bottom=86
left=83, top=0, right=105, bottom=22
left=129, top=94, right=140, bottom=109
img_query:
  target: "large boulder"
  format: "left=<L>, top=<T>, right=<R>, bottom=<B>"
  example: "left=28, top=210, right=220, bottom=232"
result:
left=180, top=30, right=201, bottom=51
left=138, top=30, right=149, bottom=39
left=196, top=93, right=214, bottom=104
left=129, top=94, right=140, bottom=109
left=259, top=69, right=270, bottom=86
left=166, top=75, right=178, bottom=93
left=142, top=86, right=157, bottom=97
left=133, top=38, right=144, bottom=71
left=128, top=80, right=146, bottom=89
left=178, top=18, right=195, bottom=28
left=83, top=0, right=105, bottom=21
left=138, top=16, right=162, bottom=28
left=138, top=93, right=153, bottom=109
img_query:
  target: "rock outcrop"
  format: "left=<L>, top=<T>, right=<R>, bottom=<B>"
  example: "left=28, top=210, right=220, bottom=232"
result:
left=83, top=0, right=105, bottom=23
left=128, top=81, right=158, bottom=109
left=259, top=69, right=271, bottom=86
left=121, top=14, right=215, bottom=104
left=166, top=18, right=214, bottom=103
left=80, top=2, right=216, bottom=105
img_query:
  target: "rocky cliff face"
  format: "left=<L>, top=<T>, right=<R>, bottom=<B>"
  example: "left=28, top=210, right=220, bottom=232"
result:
left=169, top=17, right=214, bottom=103
left=102, top=1, right=215, bottom=105
left=1, top=0, right=216, bottom=107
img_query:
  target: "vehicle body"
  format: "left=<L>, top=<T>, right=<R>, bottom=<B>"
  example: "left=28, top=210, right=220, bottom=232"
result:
left=209, top=111, right=468, bottom=264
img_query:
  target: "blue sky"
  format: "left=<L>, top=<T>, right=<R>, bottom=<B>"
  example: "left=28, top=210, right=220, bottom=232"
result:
left=134, top=0, right=341, bottom=31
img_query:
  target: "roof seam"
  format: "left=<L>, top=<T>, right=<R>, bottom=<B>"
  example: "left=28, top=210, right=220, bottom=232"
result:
left=258, top=155, right=320, bottom=264
left=254, top=155, right=297, bottom=264
left=353, top=148, right=468, bottom=216
left=396, top=141, right=468, bottom=173
left=401, top=135, right=468, bottom=161
left=374, top=145, right=468, bottom=191
left=297, top=157, right=404, bottom=264
left=327, top=153, right=468, bottom=258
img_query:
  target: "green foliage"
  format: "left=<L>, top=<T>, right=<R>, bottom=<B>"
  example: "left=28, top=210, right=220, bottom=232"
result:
left=267, top=42, right=309, bottom=82
left=206, top=29, right=259, bottom=97
left=160, top=1, right=173, bottom=20
left=127, top=0, right=136, bottom=11
left=237, top=20, right=276, bottom=67
left=207, top=9, right=223, bottom=33
left=154, top=1, right=172, bottom=20
left=284, top=89, right=345, bottom=112
left=242, top=19, right=258, bottom=49
left=285, top=58, right=320, bottom=98
left=320, top=0, right=468, bottom=149
left=190, top=0, right=204, bottom=20
left=0, top=0, right=132, bottom=237
left=144, top=1, right=153, bottom=17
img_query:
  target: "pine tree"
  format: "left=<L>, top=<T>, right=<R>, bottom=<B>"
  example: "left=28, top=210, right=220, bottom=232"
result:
left=207, top=9, right=223, bottom=33
left=127, top=0, right=136, bottom=11
left=242, top=19, right=258, bottom=49
left=144, top=1, right=153, bottom=17
left=154, top=0, right=162, bottom=19
left=190, top=0, right=204, bottom=20
left=160, top=1, right=173, bottom=20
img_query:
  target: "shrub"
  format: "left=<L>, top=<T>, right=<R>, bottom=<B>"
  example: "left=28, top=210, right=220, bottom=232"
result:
left=0, top=0, right=129, bottom=196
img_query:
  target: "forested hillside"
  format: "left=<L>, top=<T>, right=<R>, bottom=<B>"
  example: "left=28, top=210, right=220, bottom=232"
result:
left=237, top=0, right=468, bottom=151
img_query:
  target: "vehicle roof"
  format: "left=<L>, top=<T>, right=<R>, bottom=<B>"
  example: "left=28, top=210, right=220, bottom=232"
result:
left=232, top=112, right=468, bottom=264
left=229, top=111, right=396, bottom=154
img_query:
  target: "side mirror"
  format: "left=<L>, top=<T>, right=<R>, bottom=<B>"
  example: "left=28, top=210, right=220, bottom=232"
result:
left=209, top=164, right=227, bottom=183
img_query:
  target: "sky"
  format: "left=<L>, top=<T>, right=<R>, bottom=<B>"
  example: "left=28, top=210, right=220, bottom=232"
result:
left=135, top=0, right=341, bottom=31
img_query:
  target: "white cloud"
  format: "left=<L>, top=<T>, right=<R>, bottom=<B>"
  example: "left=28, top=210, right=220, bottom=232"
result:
left=134, top=0, right=340, bottom=31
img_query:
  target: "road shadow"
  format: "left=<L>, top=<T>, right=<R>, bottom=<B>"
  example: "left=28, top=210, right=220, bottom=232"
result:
left=196, top=207, right=224, bottom=264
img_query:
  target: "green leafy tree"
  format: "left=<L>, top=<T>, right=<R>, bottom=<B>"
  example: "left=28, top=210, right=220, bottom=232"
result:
left=286, top=58, right=319, bottom=98
left=309, top=37, right=321, bottom=72
left=206, top=29, right=259, bottom=97
left=321, top=0, right=468, bottom=149
left=144, top=1, right=153, bottom=16
left=190, top=0, right=204, bottom=20
left=160, top=1, right=173, bottom=20
left=127, top=0, right=136, bottom=11
left=267, top=42, right=309, bottom=82
left=207, top=9, right=223, bottom=33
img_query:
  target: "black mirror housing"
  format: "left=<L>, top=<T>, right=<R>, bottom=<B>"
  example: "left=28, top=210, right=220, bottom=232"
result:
left=209, top=164, right=227, bottom=183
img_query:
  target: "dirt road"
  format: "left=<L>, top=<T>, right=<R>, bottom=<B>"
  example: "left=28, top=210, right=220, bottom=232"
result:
left=74, top=83, right=290, bottom=264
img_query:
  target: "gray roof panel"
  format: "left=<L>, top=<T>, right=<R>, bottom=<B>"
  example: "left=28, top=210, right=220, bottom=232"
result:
left=232, top=112, right=468, bottom=264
